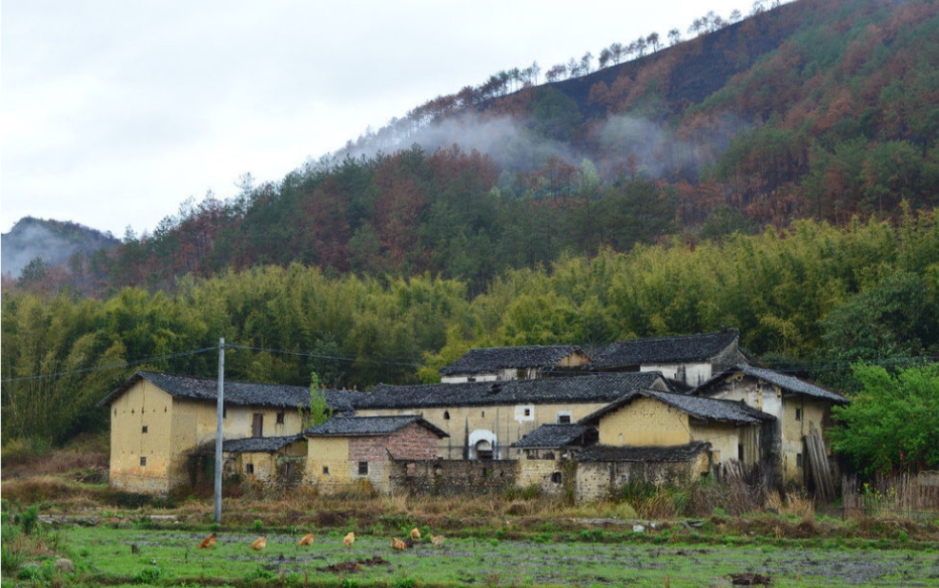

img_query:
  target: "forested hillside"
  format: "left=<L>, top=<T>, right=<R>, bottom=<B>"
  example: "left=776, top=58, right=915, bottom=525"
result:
left=19, top=0, right=935, bottom=297
left=3, top=0, right=939, bottom=448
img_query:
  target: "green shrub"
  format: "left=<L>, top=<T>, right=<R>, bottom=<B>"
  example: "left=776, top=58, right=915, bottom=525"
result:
left=132, top=566, right=162, bottom=584
left=1, top=542, right=24, bottom=577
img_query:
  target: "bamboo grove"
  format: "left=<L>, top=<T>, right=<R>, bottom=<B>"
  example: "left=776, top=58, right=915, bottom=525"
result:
left=3, top=211, right=937, bottom=447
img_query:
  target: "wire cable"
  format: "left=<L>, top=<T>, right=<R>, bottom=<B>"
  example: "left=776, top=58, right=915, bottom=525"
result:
left=0, top=346, right=218, bottom=384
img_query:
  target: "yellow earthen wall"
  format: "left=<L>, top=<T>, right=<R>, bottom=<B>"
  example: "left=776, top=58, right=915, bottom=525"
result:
left=597, top=398, right=690, bottom=447
left=108, top=380, right=175, bottom=493
left=358, top=402, right=611, bottom=459
left=780, top=396, right=828, bottom=483
left=690, top=422, right=760, bottom=467
left=305, top=437, right=352, bottom=492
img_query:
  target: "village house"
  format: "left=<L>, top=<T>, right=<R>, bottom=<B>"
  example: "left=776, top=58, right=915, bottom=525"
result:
left=354, top=372, right=671, bottom=460
left=588, top=328, right=746, bottom=387
left=97, top=371, right=356, bottom=494
left=303, top=415, right=447, bottom=494
left=99, top=332, right=848, bottom=498
left=513, top=389, right=773, bottom=499
left=439, top=345, right=591, bottom=383
left=690, top=364, right=849, bottom=488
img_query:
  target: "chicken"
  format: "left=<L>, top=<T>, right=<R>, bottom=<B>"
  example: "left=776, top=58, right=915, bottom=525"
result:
left=430, top=535, right=445, bottom=548
left=250, top=536, right=266, bottom=551
left=343, top=532, right=355, bottom=547
left=410, top=527, right=421, bottom=540
left=198, top=534, right=216, bottom=549
left=298, top=533, right=315, bottom=546
left=391, top=537, right=408, bottom=551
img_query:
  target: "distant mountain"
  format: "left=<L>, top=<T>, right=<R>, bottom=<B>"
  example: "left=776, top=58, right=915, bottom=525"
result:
left=1, top=217, right=120, bottom=278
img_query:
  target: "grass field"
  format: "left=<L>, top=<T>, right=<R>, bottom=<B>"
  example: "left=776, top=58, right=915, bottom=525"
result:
left=4, top=522, right=938, bottom=587
left=3, top=440, right=938, bottom=587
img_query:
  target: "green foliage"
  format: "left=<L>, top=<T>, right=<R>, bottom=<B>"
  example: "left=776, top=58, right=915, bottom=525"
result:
left=132, top=565, right=162, bottom=584
left=830, top=364, right=939, bottom=475
left=307, top=373, right=333, bottom=427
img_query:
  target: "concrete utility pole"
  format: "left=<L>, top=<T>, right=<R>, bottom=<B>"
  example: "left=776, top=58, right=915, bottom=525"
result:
left=214, top=338, right=225, bottom=523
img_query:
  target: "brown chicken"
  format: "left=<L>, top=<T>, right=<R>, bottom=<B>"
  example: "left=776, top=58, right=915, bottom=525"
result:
left=391, top=537, right=408, bottom=551
left=198, top=534, right=216, bottom=549
left=343, top=532, right=355, bottom=547
left=410, top=527, right=421, bottom=540
left=250, top=536, right=266, bottom=551
left=298, top=533, right=315, bottom=546
left=430, top=534, right=445, bottom=548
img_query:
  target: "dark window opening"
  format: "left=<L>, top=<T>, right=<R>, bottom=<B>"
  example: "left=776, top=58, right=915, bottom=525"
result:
left=140, top=456, right=146, bottom=466
left=246, top=463, right=254, bottom=474
left=131, top=409, right=134, bottom=414
left=223, top=406, right=227, bottom=419
left=796, top=453, right=803, bottom=468
left=322, top=466, right=329, bottom=475
left=443, top=411, right=450, bottom=420
left=557, top=414, right=572, bottom=424
left=551, top=472, right=562, bottom=484
left=738, top=444, right=744, bottom=461
left=481, top=411, right=485, bottom=417
left=467, top=377, right=476, bottom=382
left=358, top=461, right=368, bottom=475
left=795, top=408, right=802, bottom=421
left=517, top=369, right=527, bottom=379
left=142, top=426, right=148, bottom=434
left=524, top=408, right=531, bottom=417
left=276, top=412, right=285, bottom=424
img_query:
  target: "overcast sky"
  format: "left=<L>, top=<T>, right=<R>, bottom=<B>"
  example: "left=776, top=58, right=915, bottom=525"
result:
left=2, top=0, right=754, bottom=238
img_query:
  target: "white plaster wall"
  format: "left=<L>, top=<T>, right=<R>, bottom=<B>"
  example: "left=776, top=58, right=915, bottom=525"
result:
left=641, top=363, right=711, bottom=386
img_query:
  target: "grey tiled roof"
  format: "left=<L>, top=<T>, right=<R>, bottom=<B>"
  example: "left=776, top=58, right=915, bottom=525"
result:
left=697, top=365, right=849, bottom=405
left=304, top=415, right=449, bottom=438
left=511, top=424, right=595, bottom=449
left=356, top=372, right=666, bottom=409
left=440, top=345, right=586, bottom=376
left=98, top=371, right=358, bottom=412
left=590, top=329, right=739, bottom=368
left=580, top=389, right=773, bottom=426
left=222, top=434, right=304, bottom=453
left=576, top=441, right=711, bottom=463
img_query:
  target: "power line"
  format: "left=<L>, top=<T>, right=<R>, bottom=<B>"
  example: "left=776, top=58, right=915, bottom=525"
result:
left=225, top=344, right=424, bottom=368
left=0, top=346, right=218, bottom=384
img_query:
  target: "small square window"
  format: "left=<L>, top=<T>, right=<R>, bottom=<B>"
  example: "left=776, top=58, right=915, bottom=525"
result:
left=523, top=408, right=531, bottom=417
left=358, top=461, right=368, bottom=475
left=277, top=412, right=285, bottom=424
left=557, top=414, right=572, bottom=424
left=246, top=463, right=254, bottom=474
left=322, top=466, right=329, bottom=475
left=142, top=426, right=148, bottom=434
left=140, top=456, right=147, bottom=466
left=443, top=411, right=450, bottom=420
left=551, top=472, right=562, bottom=484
